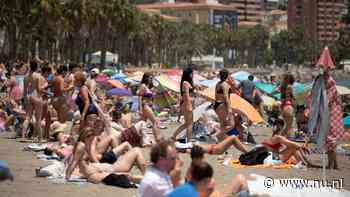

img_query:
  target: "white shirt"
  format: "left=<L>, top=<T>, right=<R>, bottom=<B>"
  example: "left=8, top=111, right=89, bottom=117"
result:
left=137, top=166, right=173, bottom=197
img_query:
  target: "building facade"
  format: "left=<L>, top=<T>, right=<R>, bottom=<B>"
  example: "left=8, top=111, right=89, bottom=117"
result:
left=137, top=0, right=238, bottom=31
left=263, top=9, right=287, bottom=35
left=288, top=0, right=347, bottom=43
left=219, top=0, right=264, bottom=26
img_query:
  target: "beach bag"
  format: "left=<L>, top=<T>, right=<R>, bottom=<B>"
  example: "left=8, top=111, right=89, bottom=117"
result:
left=102, top=174, right=137, bottom=188
left=239, top=146, right=269, bottom=165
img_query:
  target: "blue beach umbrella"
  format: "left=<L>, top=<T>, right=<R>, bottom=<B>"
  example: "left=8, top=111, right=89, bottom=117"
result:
left=106, top=88, right=132, bottom=97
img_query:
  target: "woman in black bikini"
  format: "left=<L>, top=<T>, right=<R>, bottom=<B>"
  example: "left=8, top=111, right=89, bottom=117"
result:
left=172, top=68, right=195, bottom=142
left=74, top=72, right=98, bottom=131
left=213, top=69, right=238, bottom=141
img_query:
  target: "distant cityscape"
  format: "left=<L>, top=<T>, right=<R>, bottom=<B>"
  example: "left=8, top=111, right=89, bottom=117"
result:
left=137, top=0, right=348, bottom=45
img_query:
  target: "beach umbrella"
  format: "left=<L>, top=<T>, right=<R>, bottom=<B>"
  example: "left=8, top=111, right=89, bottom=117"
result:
left=316, top=46, right=335, bottom=70
left=166, top=68, right=181, bottom=76
left=111, top=73, right=128, bottom=84
left=155, top=75, right=180, bottom=93
left=96, top=74, right=109, bottom=84
left=102, top=69, right=116, bottom=77
left=344, top=116, right=350, bottom=129
left=231, top=71, right=260, bottom=82
left=198, top=88, right=264, bottom=124
left=0, top=160, right=13, bottom=182
left=198, top=78, right=220, bottom=88
left=106, top=88, right=132, bottom=97
left=107, top=80, right=124, bottom=89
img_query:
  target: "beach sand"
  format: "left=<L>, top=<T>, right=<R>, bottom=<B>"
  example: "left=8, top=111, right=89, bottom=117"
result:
left=0, top=124, right=349, bottom=197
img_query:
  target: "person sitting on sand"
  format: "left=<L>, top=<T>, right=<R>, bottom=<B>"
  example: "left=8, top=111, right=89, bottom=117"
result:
left=88, top=116, right=135, bottom=164
left=261, top=119, right=320, bottom=168
left=65, top=127, right=146, bottom=184
left=91, top=94, right=154, bottom=147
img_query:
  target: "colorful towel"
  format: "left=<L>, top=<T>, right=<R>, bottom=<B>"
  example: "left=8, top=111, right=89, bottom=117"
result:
left=224, top=159, right=294, bottom=169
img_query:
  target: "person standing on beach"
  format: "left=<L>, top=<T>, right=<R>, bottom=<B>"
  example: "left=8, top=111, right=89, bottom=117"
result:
left=52, top=65, right=70, bottom=123
left=23, top=60, right=45, bottom=142
left=319, top=70, right=344, bottom=169
left=137, top=73, right=161, bottom=143
left=172, top=67, right=195, bottom=143
left=239, top=75, right=263, bottom=115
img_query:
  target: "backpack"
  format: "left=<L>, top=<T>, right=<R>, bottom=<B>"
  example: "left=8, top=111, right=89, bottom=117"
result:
left=239, top=146, right=269, bottom=165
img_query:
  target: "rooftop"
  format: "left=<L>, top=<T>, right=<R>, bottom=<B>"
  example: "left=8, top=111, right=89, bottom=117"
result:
left=136, top=2, right=237, bottom=11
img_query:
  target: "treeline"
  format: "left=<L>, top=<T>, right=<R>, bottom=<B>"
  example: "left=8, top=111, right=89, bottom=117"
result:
left=0, top=0, right=349, bottom=67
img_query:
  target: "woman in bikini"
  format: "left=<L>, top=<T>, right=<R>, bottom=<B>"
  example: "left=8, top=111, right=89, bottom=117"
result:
left=23, top=61, right=45, bottom=142
left=137, top=73, right=160, bottom=142
left=280, top=73, right=295, bottom=137
left=213, top=69, right=246, bottom=142
left=65, top=127, right=146, bottom=185
left=172, top=67, right=195, bottom=142
left=74, top=72, right=98, bottom=131
left=261, top=119, right=320, bottom=168
left=52, top=65, right=70, bottom=123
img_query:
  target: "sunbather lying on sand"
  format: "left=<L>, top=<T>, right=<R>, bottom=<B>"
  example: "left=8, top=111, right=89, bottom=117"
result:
left=198, top=135, right=248, bottom=155
left=65, top=127, right=146, bottom=185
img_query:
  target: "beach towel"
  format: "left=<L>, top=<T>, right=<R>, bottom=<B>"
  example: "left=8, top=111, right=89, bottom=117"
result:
left=36, top=161, right=65, bottom=178
left=24, top=143, right=48, bottom=152
left=307, top=75, right=330, bottom=147
left=37, top=153, right=61, bottom=161
left=223, top=159, right=294, bottom=169
left=324, top=74, right=344, bottom=150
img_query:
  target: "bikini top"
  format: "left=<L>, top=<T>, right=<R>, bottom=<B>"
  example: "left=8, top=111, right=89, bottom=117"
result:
left=140, top=86, right=153, bottom=99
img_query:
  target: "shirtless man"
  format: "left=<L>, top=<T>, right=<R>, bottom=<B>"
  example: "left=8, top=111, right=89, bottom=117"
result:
left=86, top=68, right=98, bottom=97
left=52, top=65, right=70, bottom=123
left=23, top=60, right=45, bottom=142
left=65, top=128, right=146, bottom=184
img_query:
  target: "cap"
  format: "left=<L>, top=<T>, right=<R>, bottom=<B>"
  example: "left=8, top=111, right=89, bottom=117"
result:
left=91, top=68, right=100, bottom=74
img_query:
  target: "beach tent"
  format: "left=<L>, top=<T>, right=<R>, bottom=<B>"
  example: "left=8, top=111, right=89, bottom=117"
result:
left=198, top=88, right=264, bottom=124
left=90, top=51, right=119, bottom=64
left=344, top=116, right=350, bottom=129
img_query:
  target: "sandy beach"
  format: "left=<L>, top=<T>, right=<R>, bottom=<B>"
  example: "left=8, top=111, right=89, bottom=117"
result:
left=1, top=124, right=349, bottom=197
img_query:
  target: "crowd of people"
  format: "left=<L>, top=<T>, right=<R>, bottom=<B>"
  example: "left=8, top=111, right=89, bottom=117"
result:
left=0, top=58, right=347, bottom=196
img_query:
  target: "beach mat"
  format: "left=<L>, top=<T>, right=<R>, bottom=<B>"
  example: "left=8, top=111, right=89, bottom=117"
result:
left=223, top=159, right=294, bottom=169
left=198, top=88, right=264, bottom=124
